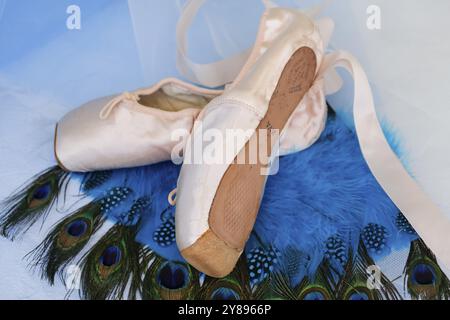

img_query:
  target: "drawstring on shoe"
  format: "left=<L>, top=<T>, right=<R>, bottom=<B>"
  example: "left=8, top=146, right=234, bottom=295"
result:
left=99, top=92, right=140, bottom=120
left=168, top=188, right=177, bottom=206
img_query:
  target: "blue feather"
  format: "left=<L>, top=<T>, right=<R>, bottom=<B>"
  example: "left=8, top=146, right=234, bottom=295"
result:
left=248, top=112, right=402, bottom=283
left=87, top=112, right=410, bottom=282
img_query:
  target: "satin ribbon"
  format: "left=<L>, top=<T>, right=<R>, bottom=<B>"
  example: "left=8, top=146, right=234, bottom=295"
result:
left=177, top=0, right=335, bottom=89
left=176, top=0, right=255, bottom=88
left=177, top=0, right=450, bottom=269
left=322, top=51, right=450, bottom=271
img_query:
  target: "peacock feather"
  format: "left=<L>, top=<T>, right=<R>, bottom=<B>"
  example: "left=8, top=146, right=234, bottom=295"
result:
left=336, top=240, right=401, bottom=300
left=270, top=271, right=298, bottom=300
left=201, top=276, right=245, bottom=300
left=296, top=262, right=335, bottom=300
left=404, top=239, right=450, bottom=300
left=2, top=112, right=443, bottom=300
left=25, top=186, right=134, bottom=286
left=142, top=257, right=200, bottom=300
left=199, top=256, right=270, bottom=300
left=143, top=254, right=272, bottom=300
left=26, top=201, right=104, bottom=285
left=271, top=258, right=335, bottom=300
left=0, top=166, right=71, bottom=239
left=77, top=223, right=149, bottom=300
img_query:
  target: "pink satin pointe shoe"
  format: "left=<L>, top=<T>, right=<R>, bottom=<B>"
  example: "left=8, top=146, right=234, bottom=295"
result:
left=175, top=5, right=333, bottom=277
left=54, top=78, right=222, bottom=172
left=54, top=1, right=334, bottom=279
left=55, top=0, right=333, bottom=174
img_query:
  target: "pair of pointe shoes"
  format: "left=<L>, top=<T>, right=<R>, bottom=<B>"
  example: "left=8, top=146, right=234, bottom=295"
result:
left=55, top=6, right=343, bottom=277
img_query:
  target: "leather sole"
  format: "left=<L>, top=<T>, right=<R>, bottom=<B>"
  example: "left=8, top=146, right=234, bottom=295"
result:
left=181, top=47, right=317, bottom=277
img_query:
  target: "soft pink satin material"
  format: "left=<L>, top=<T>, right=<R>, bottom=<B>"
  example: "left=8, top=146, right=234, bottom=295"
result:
left=55, top=79, right=221, bottom=172
left=280, top=77, right=327, bottom=156
left=321, top=51, right=450, bottom=272
left=177, top=0, right=450, bottom=271
left=176, top=3, right=334, bottom=156
left=56, top=6, right=332, bottom=172
left=175, top=7, right=327, bottom=250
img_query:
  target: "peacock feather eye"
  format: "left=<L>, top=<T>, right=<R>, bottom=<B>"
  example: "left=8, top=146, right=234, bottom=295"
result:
left=28, top=182, right=54, bottom=208
left=100, top=245, right=122, bottom=267
left=0, top=166, right=71, bottom=240
left=211, top=287, right=240, bottom=300
left=33, top=183, right=51, bottom=200
left=56, top=206, right=102, bottom=250
left=347, top=291, right=369, bottom=301
left=143, top=260, right=195, bottom=300
left=66, top=219, right=88, bottom=237
left=344, top=287, right=371, bottom=301
left=32, top=202, right=103, bottom=284
left=404, top=240, right=447, bottom=300
left=302, top=291, right=326, bottom=300
left=157, top=262, right=189, bottom=290
left=411, top=263, right=436, bottom=285
left=299, top=286, right=331, bottom=300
